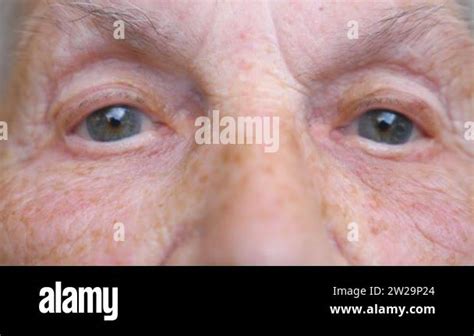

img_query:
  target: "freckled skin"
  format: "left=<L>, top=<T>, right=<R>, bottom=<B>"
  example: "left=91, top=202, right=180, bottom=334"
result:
left=0, top=0, right=473, bottom=265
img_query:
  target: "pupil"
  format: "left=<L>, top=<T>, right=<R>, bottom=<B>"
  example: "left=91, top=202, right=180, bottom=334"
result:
left=377, top=119, right=391, bottom=131
left=106, top=108, right=126, bottom=128
left=375, top=111, right=396, bottom=132
left=108, top=116, right=122, bottom=128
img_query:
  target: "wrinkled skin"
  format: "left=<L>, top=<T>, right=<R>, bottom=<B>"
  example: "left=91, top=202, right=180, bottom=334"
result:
left=0, top=0, right=473, bottom=265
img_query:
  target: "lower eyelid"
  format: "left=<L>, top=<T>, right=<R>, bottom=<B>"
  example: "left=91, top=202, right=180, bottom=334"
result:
left=63, top=129, right=176, bottom=158
left=330, top=128, right=442, bottom=161
left=359, top=138, right=442, bottom=161
left=67, top=131, right=154, bottom=152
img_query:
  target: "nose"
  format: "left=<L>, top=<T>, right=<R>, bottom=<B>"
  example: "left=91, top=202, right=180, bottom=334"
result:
left=162, top=6, right=347, bottom=264
left=170, top=97, right=347, bottom=265
left=200, top=122, right=346, bottom=264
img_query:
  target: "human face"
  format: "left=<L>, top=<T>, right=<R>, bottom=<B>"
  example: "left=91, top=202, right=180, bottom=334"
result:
left=0, top=0, right=472, bottom=265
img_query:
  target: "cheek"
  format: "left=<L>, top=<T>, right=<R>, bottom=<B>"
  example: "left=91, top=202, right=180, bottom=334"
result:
left=322, top=145, right=473, bottom=265
left=0, top=157, right=177, bottom=264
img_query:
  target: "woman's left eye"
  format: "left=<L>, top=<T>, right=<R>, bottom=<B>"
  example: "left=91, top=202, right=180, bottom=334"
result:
left=357, top=109, right=415, bottom=145
left=80, top=105, right=146, bottom=142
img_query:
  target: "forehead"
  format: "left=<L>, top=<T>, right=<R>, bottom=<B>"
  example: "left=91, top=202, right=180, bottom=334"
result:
left=22, top=0, right=465, bottom=58
left=27, top=0, right=460, bottom=24
left=10, top=0, right=472, bottom=91
left=24, top=0, right=464, bottom=54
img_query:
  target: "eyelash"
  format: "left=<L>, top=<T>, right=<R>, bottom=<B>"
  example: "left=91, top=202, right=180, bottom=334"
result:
left=56, top=86, right=157, bottom=136
left=340, top=96, right=433, bottom=138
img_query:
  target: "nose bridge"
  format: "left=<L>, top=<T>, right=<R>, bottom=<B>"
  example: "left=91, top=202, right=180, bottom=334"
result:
left=216, top=121, right=307, bottom=208
left=186, top=5, right=343, bottom=264
left=194, top=0, right=297, bottom=106
left=212, top=78, right=309, bottom=207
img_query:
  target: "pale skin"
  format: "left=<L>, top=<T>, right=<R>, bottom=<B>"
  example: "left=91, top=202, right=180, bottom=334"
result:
left=0, top=0, right=473, bottom=265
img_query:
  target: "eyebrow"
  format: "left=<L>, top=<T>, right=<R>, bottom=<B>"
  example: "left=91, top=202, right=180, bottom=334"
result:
left=307, top=4, right=474, bottom=84
left=17, top=0, right=474, bottom=89
left=359, top=4, right=472, bottom=59
left=18, top=0, right=191, bottom=65
left=65, top=1, right=176, bottom=55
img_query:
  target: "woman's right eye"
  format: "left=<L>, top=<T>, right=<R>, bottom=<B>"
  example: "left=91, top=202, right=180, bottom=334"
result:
left=81, top=105, right=146, bottom=142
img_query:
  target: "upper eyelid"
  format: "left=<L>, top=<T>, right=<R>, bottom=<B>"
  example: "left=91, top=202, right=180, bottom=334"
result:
left=336, top=92, right=442, bottom=138
left=51, top=84, right=161, bottom=134
left=353, top=97, right=404, bottom=113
